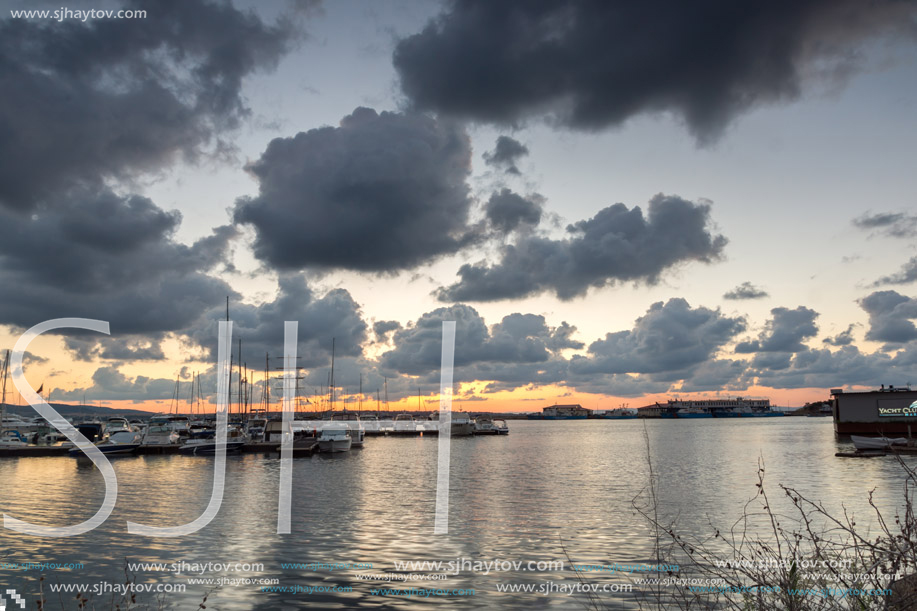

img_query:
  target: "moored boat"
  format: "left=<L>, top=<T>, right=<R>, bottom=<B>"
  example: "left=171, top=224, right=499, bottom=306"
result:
left=851, top=435, right=908, bottom=451
left=317, top=424, right=352, bottom=453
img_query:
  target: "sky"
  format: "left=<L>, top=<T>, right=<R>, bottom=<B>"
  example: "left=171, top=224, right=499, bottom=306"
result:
left=1, top=0, right=916, bottom=414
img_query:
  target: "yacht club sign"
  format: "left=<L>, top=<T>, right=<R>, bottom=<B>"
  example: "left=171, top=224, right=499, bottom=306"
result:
left=5, top=318, right=456, bottom=538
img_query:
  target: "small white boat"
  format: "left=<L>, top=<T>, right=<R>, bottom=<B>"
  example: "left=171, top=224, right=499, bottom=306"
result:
left=393, top=413, right=415, bottom=432
left=318, top=425, right=352, bottom=453
left=360, top=414, right=381, bottom=434
left=142, top=424, right=181, bottom=445
left=492, top=419, right=509, bottom=435
left=69, top=432, right=142, bottom=457
left=0, top=429, right=29, bottom=447
left=851, top=435, right=908, bottom=451
left=104, top=417, right=133, bottom=435
left=330, top=413, right=364, bottom=447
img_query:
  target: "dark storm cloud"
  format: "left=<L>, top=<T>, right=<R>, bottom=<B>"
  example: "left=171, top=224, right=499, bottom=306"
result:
left=393, top=0, right=916, bottom=142
left=482, top=136, right=529, bottom=174
left=65, top=335, right=167, bottom=362
left=379, top=305, right=580, bottom=382
left=0, top=0, right=297, bottom=211
left=484, top=189, right=543, bottom=234
left=563, top=372, right=672, bottom=399
left=0, top=187, right=236, bottom=334
left=734, top=306, right=819, bottom=353
left=437, top=194, right=727, bottom=302
left=873, top=257, right=917, bottom=286
left=747, top=346, right=898, bottom=390
left=569, top=298, right=745, bottom=376
left=373, top=320, right=402, bottom=342
left=723, top=282, right=769, bottom=300
left=234, top=107, right=478, bottom=272
left=186, top=274, right=368, bottom=369
left=52, top=366, right=179, bottom=402
left=853, top=212, right=917, bottom=239
left=676, top=359, right=749, bottom=392
left=823, top=324, right=857, bottom=347
left=859, top=290, right=917, bottom=345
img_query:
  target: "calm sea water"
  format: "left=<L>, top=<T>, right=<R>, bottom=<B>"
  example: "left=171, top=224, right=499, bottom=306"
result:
left=0, top=419, right=912, bottom=609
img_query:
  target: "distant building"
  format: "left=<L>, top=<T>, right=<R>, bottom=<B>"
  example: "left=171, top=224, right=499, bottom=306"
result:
left=832, top=386, right=917, bottom=434
left=540, top=404, right=591, bottom=420
left=637, top=397, right=772, bottom=418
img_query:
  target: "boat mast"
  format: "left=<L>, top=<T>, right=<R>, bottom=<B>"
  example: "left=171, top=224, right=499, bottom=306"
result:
left=329, top=338, right=335, bottom=414
left=0, top=349, right=9, bottom=437
left=359, top=374, right=363, bottom=416
left=384, top=377, right=389, bottom=414
left=188, top=372, right=195, bottom=417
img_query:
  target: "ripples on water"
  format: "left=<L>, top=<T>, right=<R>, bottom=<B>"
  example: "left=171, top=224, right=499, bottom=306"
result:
left=0, top=419, right=913, bottom=609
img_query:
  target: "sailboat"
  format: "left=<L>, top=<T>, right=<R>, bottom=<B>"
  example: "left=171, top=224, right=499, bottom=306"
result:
left=318, top=338, right=352, bottom=453
left=0, top=350, right=28, bottom=447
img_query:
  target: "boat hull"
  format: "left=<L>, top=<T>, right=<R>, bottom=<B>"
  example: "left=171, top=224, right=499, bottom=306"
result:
left=851, top=435, right=908, bottom=451
left=179, top=441, right=245, bottom=455
left=69, top=443, right=140, bottom=458
left=318, top=438, right=352, bottom=453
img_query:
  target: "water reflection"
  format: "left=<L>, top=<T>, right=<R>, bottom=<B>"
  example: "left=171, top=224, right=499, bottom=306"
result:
left=0, top=419, right=913, bottom=609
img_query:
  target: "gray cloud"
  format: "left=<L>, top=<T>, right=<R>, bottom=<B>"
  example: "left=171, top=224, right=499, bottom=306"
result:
left=569, top=298, right=745, bottom=376
left=437, top=194, right=727, bottom=302
left=377, top=304, right=581, bottom=397
left=234, top=107, right=479, bottom=272
left=823, top=324, right=857, bottom=347
left=676, top=359, right=750, bottom=393
left=872, top=256, right=917, bottom=286
left=853, top=212, right=917, bottom=239
left=735, top=306, right=819, bottom=353
left=723, top=281, right=769, bottom=300
left=484, top=189, right=543, bottom=234
left=186, top=274, right=369, bottom=370
left=746, top=346, right=897, bottom=390
left=859, top=290, right=917, bottom=345
left=482, top=136, right=529, bottom=174
left=380, top=305, right=578, bottom=375
left=65, top=335, right=167, bottom=362
left=373, top=320, right=402, bottom=342
left=394, top=0, right=917, bottom=143
left=0, top=187, right=236, bottom=335
left=0, top=0, right=296, bottom=211
left=52, top=366, right=180, bottom=403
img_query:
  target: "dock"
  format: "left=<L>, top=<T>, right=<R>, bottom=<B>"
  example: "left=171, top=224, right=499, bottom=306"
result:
left=0, top=442, right=319, bottom=458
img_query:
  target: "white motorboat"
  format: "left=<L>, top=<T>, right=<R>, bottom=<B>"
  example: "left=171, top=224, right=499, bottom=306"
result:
left=851, top=435, right=909, bottom=451
left=474, top=416, right=497, bottom=435
left=142, top=423, right=181, bottom=445
left=0, top=429, right=29, bottom=447
left=393, top=413, right=415, bottom=432
left=427, top=411, right=475, bottom=436
left=69, top=431, right=142, bottom=457
left=492, top=419, right=509, bottom=435
left=318, top=425, right=352, bottom=453
left=360, top=414, right=381, bottom=434
left=451, top=412, right=475, bottom=436
left=245, top=417, right=267, bottom=442
left=330, top=412, right=364, bottom=447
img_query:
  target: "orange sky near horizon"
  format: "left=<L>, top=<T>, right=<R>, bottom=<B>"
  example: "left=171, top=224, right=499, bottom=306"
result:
left=4, top=383, right=837, bottom=415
